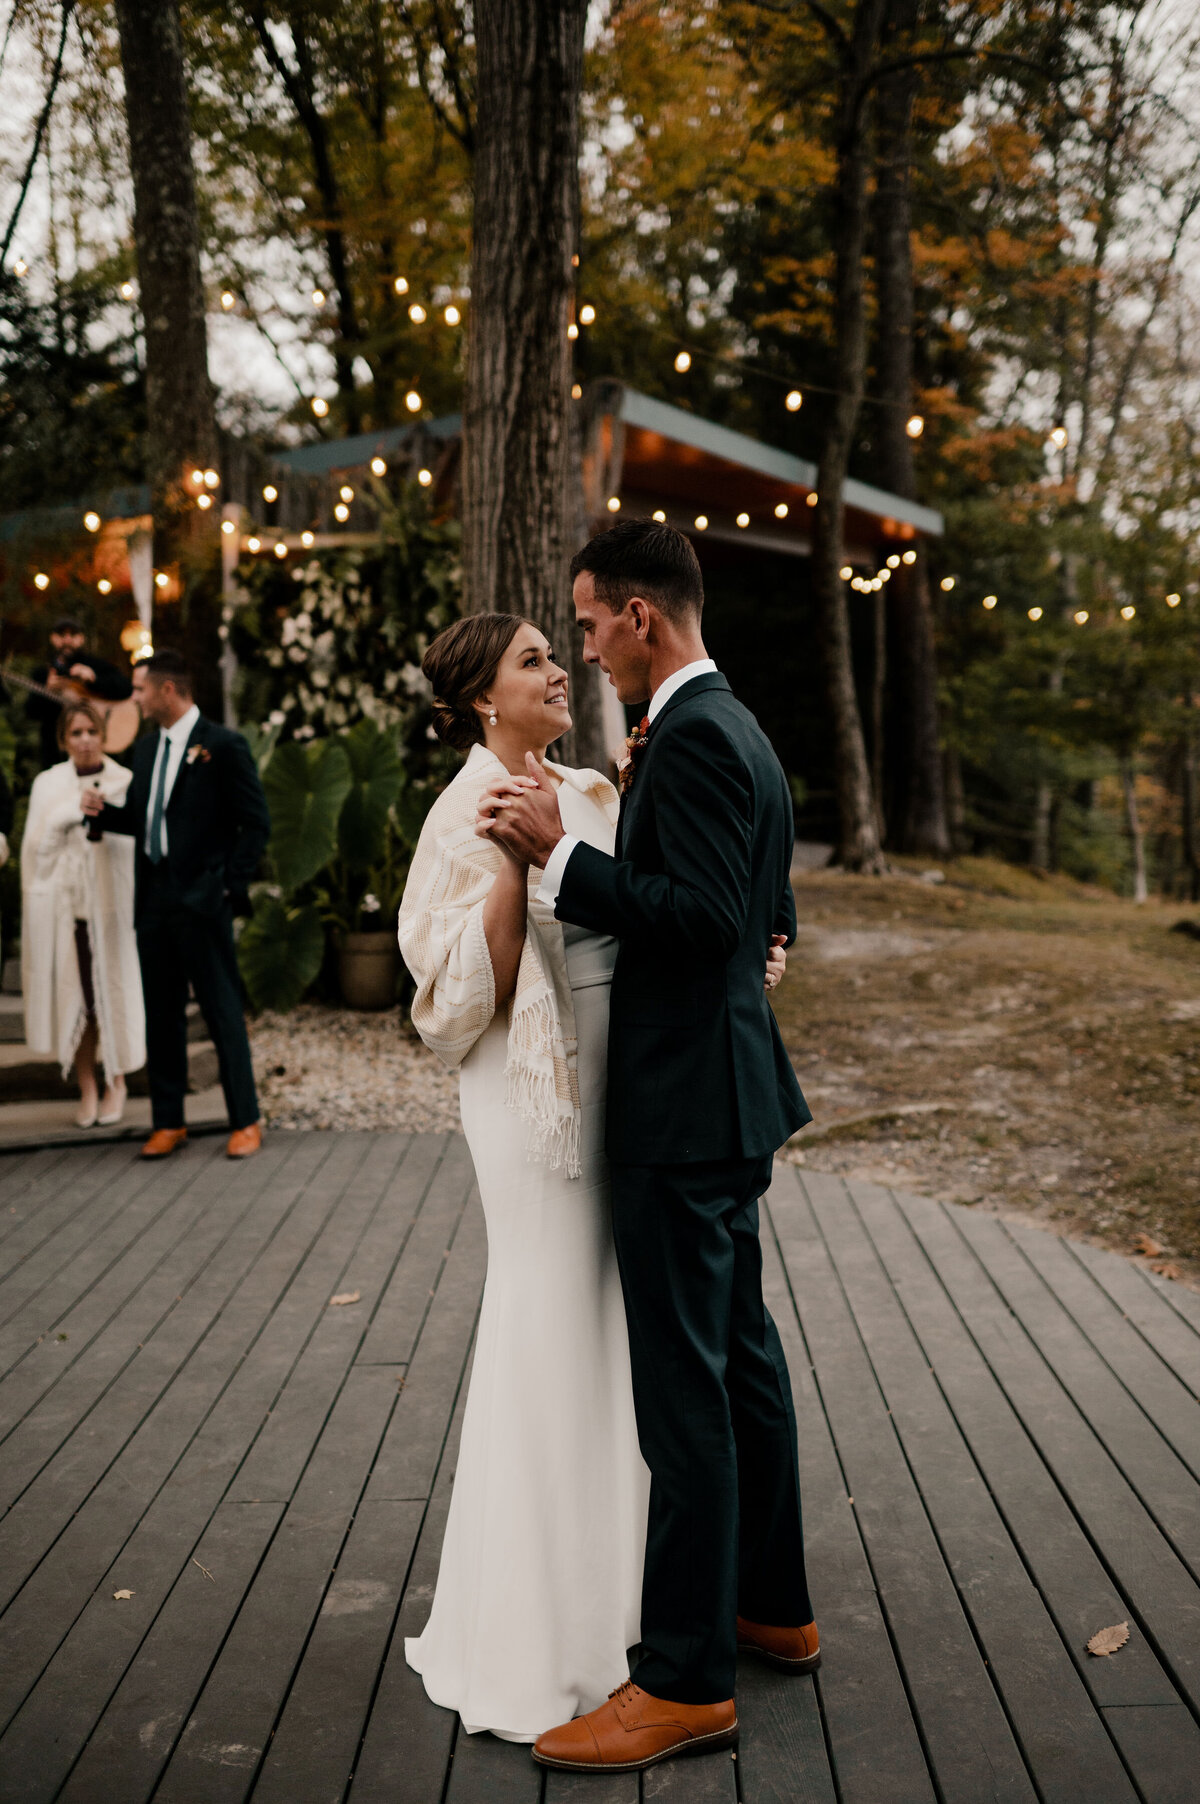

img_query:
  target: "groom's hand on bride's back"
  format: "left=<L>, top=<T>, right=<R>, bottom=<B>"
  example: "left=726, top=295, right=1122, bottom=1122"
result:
left=476, top=754, right=565, bottom=867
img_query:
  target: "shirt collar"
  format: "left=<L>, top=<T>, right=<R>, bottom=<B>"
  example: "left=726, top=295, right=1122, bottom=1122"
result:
left=647, top=659, right=718, bottom=724
left=162, top=703, right=200, bottom=746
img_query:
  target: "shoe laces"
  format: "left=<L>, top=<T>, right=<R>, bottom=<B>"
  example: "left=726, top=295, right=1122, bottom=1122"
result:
left=608, top=1679, right=637, bottom=1704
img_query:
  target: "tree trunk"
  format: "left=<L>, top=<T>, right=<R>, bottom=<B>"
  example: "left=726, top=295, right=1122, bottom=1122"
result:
left=811, top=0, right=888, bottom=872
left=871, top=586, right=886, bottom=841
left=113, top=0, right=220, bottom=693
left=1121, top=757, right=1148, bottom=903
left=462, top=0, right=603, bottom=770
left=872, top=3, right=950, bottom=858
left=1183, top=697, right=1200, bottom=902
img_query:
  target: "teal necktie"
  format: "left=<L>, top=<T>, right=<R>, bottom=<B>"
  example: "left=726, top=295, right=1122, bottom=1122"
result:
left=147, top=735, right=169, bottom=864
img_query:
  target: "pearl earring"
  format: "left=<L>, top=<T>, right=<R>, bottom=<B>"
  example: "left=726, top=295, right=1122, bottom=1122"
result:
left=488, top=710, right=497, bottom=726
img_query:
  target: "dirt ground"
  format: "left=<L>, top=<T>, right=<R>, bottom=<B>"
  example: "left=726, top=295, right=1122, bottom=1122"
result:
left=771, top=857, right=1200, bottom=1290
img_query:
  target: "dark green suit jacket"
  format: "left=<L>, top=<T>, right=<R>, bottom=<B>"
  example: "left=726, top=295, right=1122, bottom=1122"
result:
left=555, top=671, right=811, bottom=1164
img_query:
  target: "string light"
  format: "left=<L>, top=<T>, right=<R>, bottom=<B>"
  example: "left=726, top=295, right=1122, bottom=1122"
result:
left=694, top=515, right=708, bottom=530
left=880, top=567, right=892, bottom=581
left=567, top=322, right=579, bottom=340
left=1028, top=606, right=1043, bottom=620
left=786, top=390, right=802, bottom=412
left=197, top=493, right=213, bottom=510
left=155, top=572, right=169, bottom=589
left=370, top=457, right=387, bottom=476
left=84, top=511, right=101, bottom=532
left=409, top=303, right=426, bottom=324
left=444, top=304, right=461, bottom=326
left=607, top=496, right=621, bottom=512
left=405, top=391, right=422, bottom=413
left=572, top=254, right=580, bottom=268
left=579, top=304, right=595, bottom=325
left=339, top=485, right=354, bottom=502
left=851, top=577, right=865, bottom=592
left=1049, top=425, right=1068, bottom=449
left=13, top=258, right=27, bottom=277
left=1073, top=609, right=1088, bottom=625
left=902, top=549, right=917, bottom=564
left=774, top=502, right=788, bottom=519
left=736, top=512, right=750, bottom=528
left=571, top=383, right=583, bottom=399
left=120, top=281, right=134, bottom=300
left=205, top=468, right=219, bottom=488
left=418, top=468, right=433, bottom=486
left=940, top=576, right=956, bottom=591
left=1120, top=605, right=1136, bottom=619
left=263, top=484, right=278, bottom=502
left=840, top=566, right=853, bottom=580
left=334, top=503, right=350, bottom=522
left=871, top=577, right=883, bottom=591
left=311, top=288, right=326, bottom=307
left=906, top=415, right=924, bottom=439
left=247, top=536, right=261, bottom=552
left=220, top=290, right=236, bottom=310
left=394, top=276, right=409, bottom=295
left=982, top=595, right=997, bottom=610
left=274, top=542, right=288, bottom=559
left=312, top=397, right=329, bottom=418
left=806, top=493, right=818, bottom=507
left=191, top=468, right=205, bottom=486
left=1167, top=592, right=1181, bottom=607
left=886, top=554, right=900, bottom=568
left=221, top=519, right=235, bottom=535
left=301, top=530, right=314, bottom=547
left=97, top=578, right=112, bottom=595
left=34, top=572, right=49, bottom=590
left=674, top=351, right=691, bottom=373
left=652, top=510, right=667, bottom=522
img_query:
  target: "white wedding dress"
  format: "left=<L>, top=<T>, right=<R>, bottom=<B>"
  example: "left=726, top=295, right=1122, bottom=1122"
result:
left=405, top=782, right=649, bottom=1741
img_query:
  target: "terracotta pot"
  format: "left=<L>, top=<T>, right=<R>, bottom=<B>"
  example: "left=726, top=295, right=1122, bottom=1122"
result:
left=337, top=931, right=399, bottom=1011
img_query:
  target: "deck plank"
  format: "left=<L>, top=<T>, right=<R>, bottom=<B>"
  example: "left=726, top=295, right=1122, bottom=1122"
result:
left=1068, top=1243, right=1200, bottom=1402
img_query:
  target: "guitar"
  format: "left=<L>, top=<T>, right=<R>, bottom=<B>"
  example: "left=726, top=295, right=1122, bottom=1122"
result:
left=1, top=664, right=141, bottom=754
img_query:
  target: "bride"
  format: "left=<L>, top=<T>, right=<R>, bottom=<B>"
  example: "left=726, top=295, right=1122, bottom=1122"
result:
left=398, top=612, right=784, bottom=1742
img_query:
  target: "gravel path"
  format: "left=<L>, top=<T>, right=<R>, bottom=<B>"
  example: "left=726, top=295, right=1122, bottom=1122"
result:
left=250, top=1005, right=461, bottom=1133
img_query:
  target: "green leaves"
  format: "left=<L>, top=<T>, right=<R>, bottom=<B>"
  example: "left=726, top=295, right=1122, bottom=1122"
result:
left=261, top=739, right=353, bottom=892
left=338, top=719, right=405, bottom=869
left=237, top=896, right=325, bottom=1012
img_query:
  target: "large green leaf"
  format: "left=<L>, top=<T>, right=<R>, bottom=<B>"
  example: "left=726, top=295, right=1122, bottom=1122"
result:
left=237, top=896, right=325, bottom=1011
left=337, top=719, right=405, bottom=869
left=262, top=739, right=352, bottom=892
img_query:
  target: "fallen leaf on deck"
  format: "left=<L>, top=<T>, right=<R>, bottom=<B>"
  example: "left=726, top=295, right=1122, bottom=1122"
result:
left=192, top=1558, right=215, bottom=1582
left=1087, top=1622, right=1129, bottom=1656
left=1150, top=1261, right=1181, bottom=1280
left=1131, top=1233, right=1164, bottom=1257
left=113, top=1589, right=134, bottom=1601
left=329, top=1291, right=361, bottom=1307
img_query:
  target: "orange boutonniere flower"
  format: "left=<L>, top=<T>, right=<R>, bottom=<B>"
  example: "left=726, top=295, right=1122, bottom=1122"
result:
left=616, top=716, right=650, bottom=796
left=185, top=744, right=212, bottom=766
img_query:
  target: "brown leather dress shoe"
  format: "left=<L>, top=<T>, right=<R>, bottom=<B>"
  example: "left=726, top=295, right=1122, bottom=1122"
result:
left=140, top=1127, right=187, bottom=1160
left=532, top=1681, right=737, bottom=1773
left=736, top=1615, right=821, bottom=1673
left=226, top=1123, right=263, bottom=1158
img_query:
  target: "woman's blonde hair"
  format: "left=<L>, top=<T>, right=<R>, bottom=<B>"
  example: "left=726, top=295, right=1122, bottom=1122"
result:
left=57, top=699, right=105, bottom=751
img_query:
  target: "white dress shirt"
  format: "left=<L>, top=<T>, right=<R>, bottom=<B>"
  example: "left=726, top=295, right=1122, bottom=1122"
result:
left=536, top=659, right=718, bottom=905
left=145, top=703, right=200, bottom=860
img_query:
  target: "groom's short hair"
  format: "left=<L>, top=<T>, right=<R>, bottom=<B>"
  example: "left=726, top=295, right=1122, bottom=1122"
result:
left=570, top=519, right=704, bottom=624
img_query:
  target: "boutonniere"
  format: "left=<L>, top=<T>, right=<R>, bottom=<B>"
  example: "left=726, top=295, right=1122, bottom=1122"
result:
left=186, top=744, right=212, bottom=766
left=615, top=716, right=650, bottom=796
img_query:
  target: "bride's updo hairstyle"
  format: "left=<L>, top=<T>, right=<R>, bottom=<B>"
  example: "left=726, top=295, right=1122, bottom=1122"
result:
left=423, top=613, right=528, bottom=752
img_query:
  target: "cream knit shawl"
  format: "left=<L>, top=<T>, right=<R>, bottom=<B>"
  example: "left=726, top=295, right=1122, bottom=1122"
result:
left=399, top=742, right=618, bottom=1178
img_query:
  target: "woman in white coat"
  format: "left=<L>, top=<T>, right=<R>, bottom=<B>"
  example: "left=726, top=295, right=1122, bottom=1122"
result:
left=22, top=700, right=145, bottom=1126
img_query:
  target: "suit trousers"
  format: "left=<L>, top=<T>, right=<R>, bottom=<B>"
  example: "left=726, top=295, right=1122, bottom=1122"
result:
left=137, top=864, right=259, bottom=1131
left=610, top=1154, right=813, bottom=1704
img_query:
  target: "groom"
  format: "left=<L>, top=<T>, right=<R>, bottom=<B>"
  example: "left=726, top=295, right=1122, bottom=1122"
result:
left=481, top=518, right=816, bottom=1774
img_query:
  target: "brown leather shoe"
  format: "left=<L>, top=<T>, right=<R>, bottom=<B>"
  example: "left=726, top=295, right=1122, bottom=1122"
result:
left=736, top=1615, right=820, bottom=1673
left=226, top=1123, right=263, bottom=1158
left=140, top=1127, right=187, bottom=1160
left=532, top=1681, right=737, bottom=1773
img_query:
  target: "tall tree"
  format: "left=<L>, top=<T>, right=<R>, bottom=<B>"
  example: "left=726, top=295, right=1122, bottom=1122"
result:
left=462, top=0, right=602, bottom=767
left=113, top=0, right=219, bottom=671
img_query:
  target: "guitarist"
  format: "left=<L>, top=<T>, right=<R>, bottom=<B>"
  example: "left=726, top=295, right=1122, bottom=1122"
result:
left=27, top=617, right=133, bottom=769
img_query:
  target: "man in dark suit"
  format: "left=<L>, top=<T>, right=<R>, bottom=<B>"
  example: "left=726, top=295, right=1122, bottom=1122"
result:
left=479, top=520, right=815, bottom=1776
left=81, top=647, right=269, bottom=1160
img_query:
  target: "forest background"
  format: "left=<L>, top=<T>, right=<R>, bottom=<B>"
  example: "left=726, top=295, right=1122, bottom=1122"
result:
left=2, top=0, right=1200, bottom=904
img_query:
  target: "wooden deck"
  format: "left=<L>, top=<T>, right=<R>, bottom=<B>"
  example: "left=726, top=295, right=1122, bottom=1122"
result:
left=0, top=1131, right=1198, bottom=1803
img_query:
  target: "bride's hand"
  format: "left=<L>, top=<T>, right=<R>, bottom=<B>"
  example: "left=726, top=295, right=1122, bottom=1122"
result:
left=476, top=775, right=537, bottom=865
left=764, top=934, right=787, bottom=993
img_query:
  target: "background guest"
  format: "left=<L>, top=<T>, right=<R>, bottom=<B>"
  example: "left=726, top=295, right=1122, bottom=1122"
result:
left=21, top=701, right=144, bottom=1127
left=81, top=648, right=270, bottom=1159
left=27, top=616, right=134, bottom=770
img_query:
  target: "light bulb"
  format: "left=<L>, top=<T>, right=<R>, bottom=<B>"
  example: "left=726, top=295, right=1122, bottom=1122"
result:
left=886, top=554, right=900, bottom=568
left=120, top=281, right=134, bottom=300
left=607, top=496, right=621, bottom=513
left=906, top=414, right=924, bottom=438
left=880, top=568, right=892, bottom=581
left=774, top=503, right=788, bottom=519
left=1074, top=609, right=1089, bottom=625
left=274, top=542, right=288, bottom=559
left=418, top=468, right=433, bottom=486
left=409, top=303, right=426, bottom=323
left=902, top=549, right=917, bottom=564
left=444, top=304, right=460, bottom=326
left=736, top=513, right=750, bottom=528
left=197, top=493, right=213, bottom=510
left=840, top=566, right=853, bottom=580
left=851, top=578, right=864, bottom=592
left=1167, top=593, right=1181, bottom=607
left=871, top=577, right=883, bottom=591
left=806, top=492, right=818, bottom=506
left=786, top=390, right=802, bottom=412
left=312, top=397, right=329, bottom=417
left=1049, top=425, right=1068, bottom=449
left=571, top=383, right=582, bottom=399
left=405, top=391, right=422, bottom=413
left=34, top=572, right=49, bottom=590
left=301, top=530, right=314, bottom=547
left=567, top=322, right=579, bottom=340
left=1028, top=606, right=1043, bottom=620
left=579, top=303, right=595, bottom=325
left=221, top=519, right=235, bottom=535
left=247, top=537, right=261, bottom=552
left=339, top=484, right=354, bottom=502
left=155, top=571, right=169, bottom=589
left=191, top=468, right=205, bottom=486
left=370, top=457, right=387, bottom=476
left=940, top=576, right=956, bottom=591
left=84, top=511, right=101, bottom=532
left=694, top=515, right=708, bottom=530
left=334, top=503, right=350, bottom=522
left=262, top=484, right=278, bottom=502
left=220, top=290, right=236, bottom=310
left=97, top=579, right=112, bottom=595
left=204, top=468, right=219, bottom=487
left=652, top=510, right=667, bottom=523
left=13, top=258, right=28, bottom=277
left=982, top=595, right=997, bottom=610
left=1120, top=604, right=1135, bottom=619
left=311, top=288, right=325, bottom=307
left=674, top=351, right=691, bottom=373
left=393, top=276, right=408, bottom=295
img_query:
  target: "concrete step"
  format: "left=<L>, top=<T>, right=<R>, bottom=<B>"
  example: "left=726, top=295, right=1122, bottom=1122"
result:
left=0, top=1037, right=220, bottom=1103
